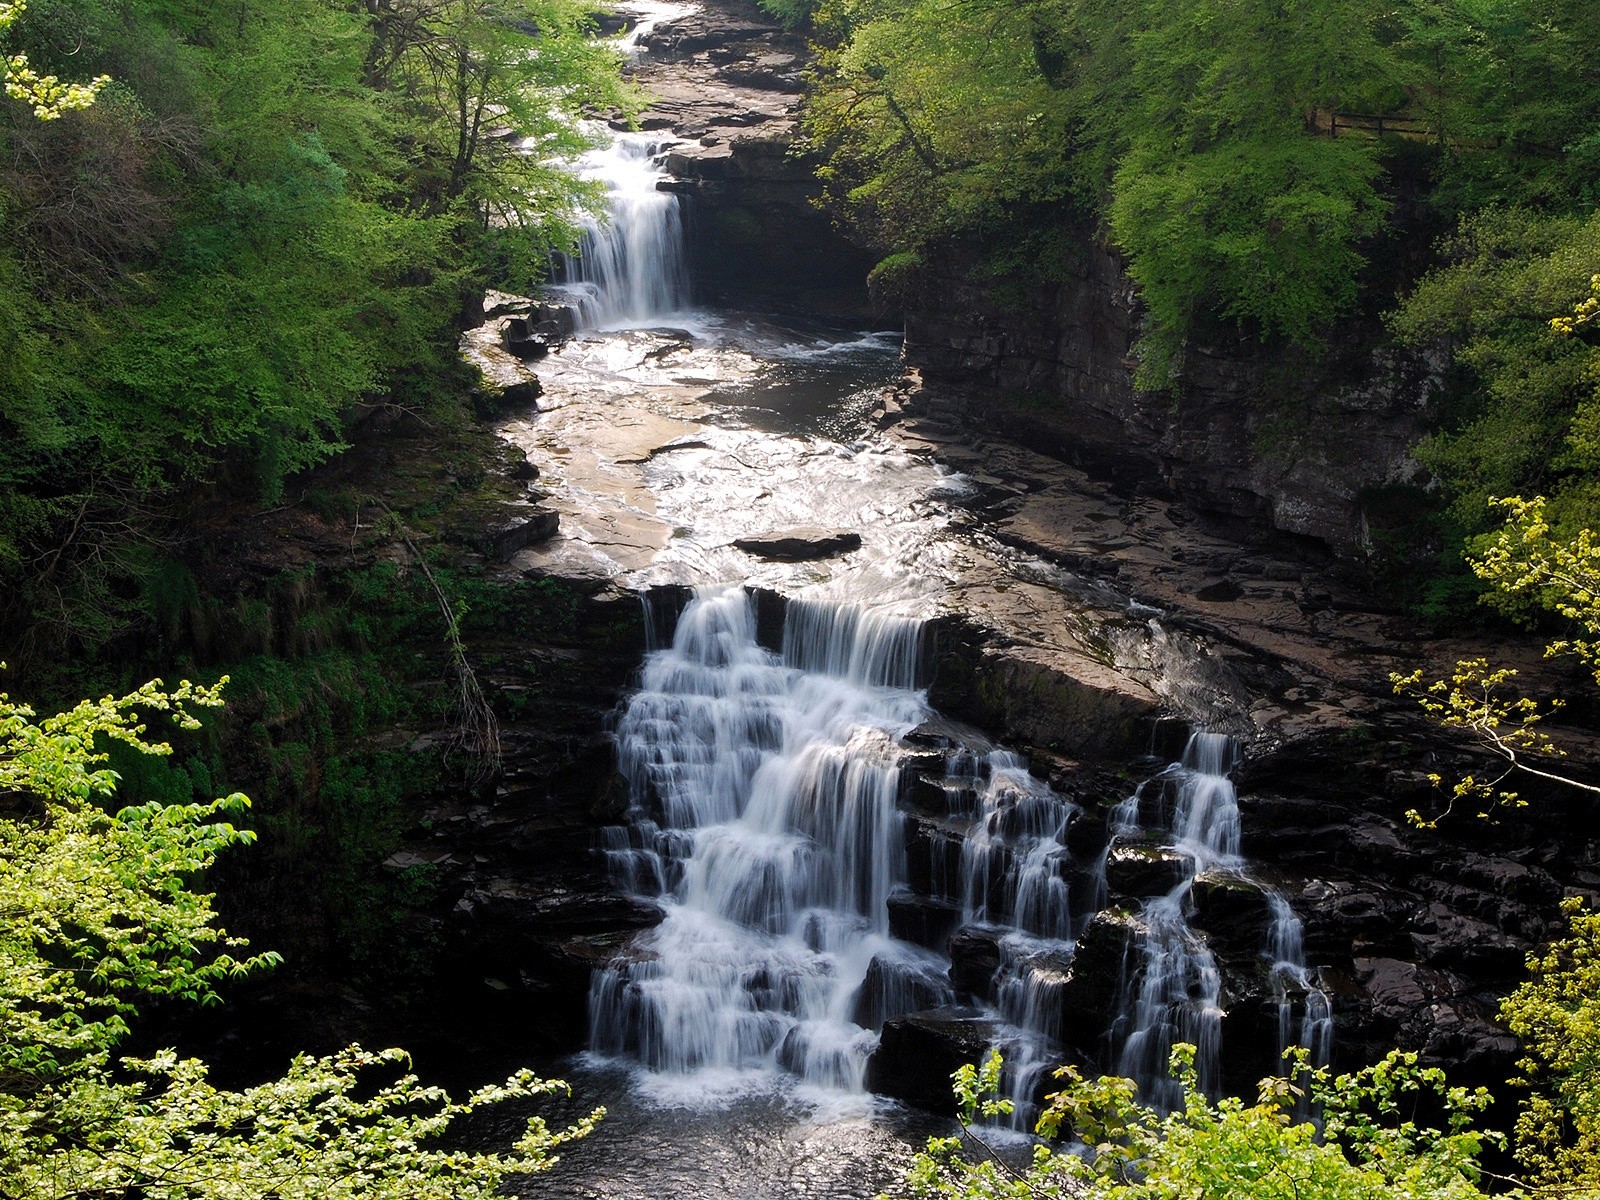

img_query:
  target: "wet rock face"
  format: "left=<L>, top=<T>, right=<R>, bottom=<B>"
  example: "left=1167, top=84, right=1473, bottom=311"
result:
left=895, top=229, right=1436, bottom=559
left=626, top=0, right=877, bottom=311
left=867, top=1007, right=1004, bottom=1113
left=1235, top=737, right=1594, bottom=1087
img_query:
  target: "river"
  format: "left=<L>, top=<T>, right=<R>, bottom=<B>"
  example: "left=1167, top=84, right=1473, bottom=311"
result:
left=486, top=9, right=1329, bottom=1193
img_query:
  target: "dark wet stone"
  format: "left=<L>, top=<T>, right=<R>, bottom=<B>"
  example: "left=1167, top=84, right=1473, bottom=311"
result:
left=867, top=1007, right=1002, bottom=1113
left=1104, top=841, right=1193, bottom=901
left=1056, top=909, right=1143, bottom=1052
left=1189, top=872, right=1276, bottom=957
left=948, top=925, right=1004, bottom=1001
left=887, top=890, right=963, bottom=952
left=852, top=954, right=953, bottom=1029
left=734, top=527, right=863, bottom=561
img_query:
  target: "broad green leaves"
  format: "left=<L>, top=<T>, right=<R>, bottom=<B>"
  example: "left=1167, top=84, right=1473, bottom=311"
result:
left=0, top=0, right=107, bottom=118
left=0, top=677, right=599, bottom=1198
left=894, top=1046, right=1494, bottom=1200
left=804, top=0, right=1398, bottom=385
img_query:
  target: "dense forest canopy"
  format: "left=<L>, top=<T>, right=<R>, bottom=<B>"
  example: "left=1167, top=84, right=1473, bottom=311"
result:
left=794, top=0, right=1600, bottom=541
left=0, top=0, right=625, bottom=660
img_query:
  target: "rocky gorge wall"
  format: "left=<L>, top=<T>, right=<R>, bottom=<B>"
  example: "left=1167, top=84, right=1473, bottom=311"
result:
left=633, top=0, right=1442, bottom=561
left=896, top=234, right=1440, bottom=560
left=628, top=0, right=878, bottom=313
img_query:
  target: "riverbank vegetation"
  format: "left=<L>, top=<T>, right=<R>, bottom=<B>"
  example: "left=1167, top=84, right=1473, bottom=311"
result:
left=0, top=676, right=599, bottom=1198
left=791, top=0, right=1600, bottom=552
left=899, top=901, right=1600, bottom=1198
left=0, top=0, right=625, bottom=663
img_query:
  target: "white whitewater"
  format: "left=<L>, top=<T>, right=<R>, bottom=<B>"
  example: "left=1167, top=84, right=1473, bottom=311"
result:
left=563, top=132, right=691, bottom=329
left=1110, top=732, right=1330, bottom=1108
left=1112, top=734, right=1234, bottom=1106
left=589, top=588, right=952, bottom=1100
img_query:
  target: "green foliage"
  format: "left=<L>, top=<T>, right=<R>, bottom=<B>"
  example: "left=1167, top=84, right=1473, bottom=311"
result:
left=1111, top=134, right=1385, bottom=386
left=1, top=0, right=106, bottom=117
left=893, top=1047, right=1494, bottom=1200
left=1393, top=208, right=1600, bottom=531
left=0, top=0, right=624, bottom=655
left=1502, top=898, right=1600, bottom=1192
left=757, top=0, right=813, bottom=27
left=804, top=0, right=1400, bottom=385
left=0, top=674, right=598, bottom=1197
left=806, top=0, right=1600, bottom=395
left=1392, top=494, right=1600, bottom=821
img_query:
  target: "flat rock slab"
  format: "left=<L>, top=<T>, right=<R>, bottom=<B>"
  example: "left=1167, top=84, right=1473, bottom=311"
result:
left=734, top=527, right=862, bottom=561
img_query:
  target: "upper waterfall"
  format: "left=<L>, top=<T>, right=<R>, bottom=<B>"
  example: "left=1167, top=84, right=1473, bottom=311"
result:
left=562, top=132, right=692, bottom=329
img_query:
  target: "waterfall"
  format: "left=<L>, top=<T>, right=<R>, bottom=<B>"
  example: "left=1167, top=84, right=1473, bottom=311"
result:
left=1107, top=736, right=1233, bottom=1105
left=592, top=595, right=1331, bottom=1110
left=562, top=133, right=691, bottom=329
left=589, top=587, right=949, bottom=1097
left=1108, top=732, right=1329, bottom=1108
left=1267, top=893, right=1334, bottom=1073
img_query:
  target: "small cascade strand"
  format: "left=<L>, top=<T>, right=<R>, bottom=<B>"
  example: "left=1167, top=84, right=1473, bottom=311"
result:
left=1115, top=893, right=1225, bottom=1108
left=962, top=756, right=1078, bottom=942
left=590, top=587, right=947, bottom=1095
left=958, top=757, right=1080, bottom=1123
left=564, top=133, right=691, bottom=329
left=781, top=597, right=925, bottom=689
left=1108, top=732, right=1331, bottom=1108
left=1110, top=733, right=1238, bottom=1104
left=1267, top=893, right=1335, bottom=1072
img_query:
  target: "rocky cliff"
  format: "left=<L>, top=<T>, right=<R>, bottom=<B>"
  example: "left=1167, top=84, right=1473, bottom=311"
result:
left=896, top=233, right=1439, bottom=560
left=628, top=0, right=877, bottom=313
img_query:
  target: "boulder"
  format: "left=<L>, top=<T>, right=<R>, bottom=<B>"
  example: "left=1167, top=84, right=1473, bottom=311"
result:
left=903, top=814, right=968, bottom=903
left=1056, top=909, right=1144, bottom=1053
left=866, top=1007, right=1002, bottom=1112
left=1189, top=872, right=1276, bottom=958
left=733, top=527, right=862, bottom=561
left=852, top=952, right=954, bottom=1029
left=472, top=376, right=541, bottom=417
left=888, top=889, right=963, bottom=952
left=1105, top=841, right=1194, bottom=901
left=948, top=925, right=1005, bottom=1001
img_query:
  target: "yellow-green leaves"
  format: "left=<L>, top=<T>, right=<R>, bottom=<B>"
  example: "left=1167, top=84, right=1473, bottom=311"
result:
left=0, top=0, right=107, bottom=118
left=1392, top=494, right=1600, bottom=824
left=1, top=678, right=598, bottom=1198
left=1501, top=899, right=1600, bottom=1192
left=893, top=1046, right=1494, bottom=1200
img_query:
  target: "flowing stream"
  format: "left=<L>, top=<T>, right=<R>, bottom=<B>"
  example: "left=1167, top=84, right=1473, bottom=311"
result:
left=511, top=12, right=1330, bottom=1192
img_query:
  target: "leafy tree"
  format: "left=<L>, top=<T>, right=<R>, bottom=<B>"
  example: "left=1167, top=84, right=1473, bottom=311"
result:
left=0, top=673, right=599, bottom=1197
left=803, top=0, right=1402, bottom=387
left=1393, top=283, right=1600, bottom=820
left=0, top=0, right=625, bottom=658
left=1391, top=494, right=1600, bottom=821
left=0, top=0, right=105, bottom=118
left=1501, top=898, right=1600, bottom=1194
left=893, top=1047, right=1493, bottom=1200
left=1392, top=209, right=1600, bottom=531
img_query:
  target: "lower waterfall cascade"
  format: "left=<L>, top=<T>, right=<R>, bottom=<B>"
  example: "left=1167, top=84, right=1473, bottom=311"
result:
left=587, top=587, right=1334, bottom=1111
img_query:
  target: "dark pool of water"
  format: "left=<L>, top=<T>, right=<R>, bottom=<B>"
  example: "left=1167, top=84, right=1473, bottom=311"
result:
left=494, top=1057, right=953, bottom=1200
